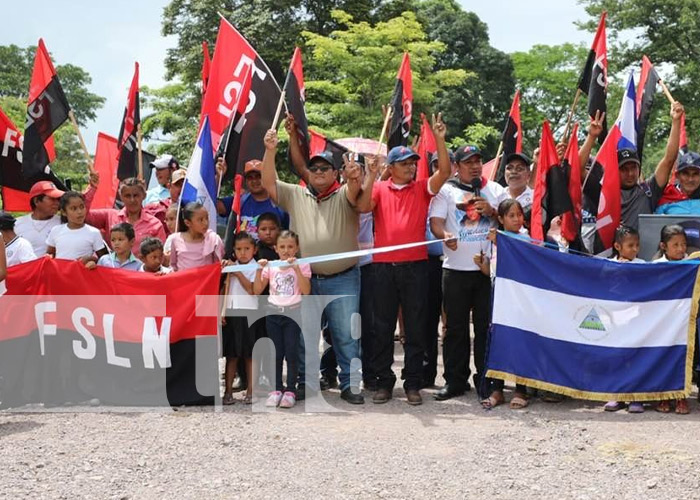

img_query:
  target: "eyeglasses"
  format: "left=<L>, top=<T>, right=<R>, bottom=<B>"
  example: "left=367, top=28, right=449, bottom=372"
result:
left=308, top=165, right=333, bottom=173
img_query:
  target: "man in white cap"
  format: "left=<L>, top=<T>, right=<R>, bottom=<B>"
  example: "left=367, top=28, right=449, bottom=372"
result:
left=14, top=180, right=65, bottom=256
left=143, top=154, right=179, bottom=205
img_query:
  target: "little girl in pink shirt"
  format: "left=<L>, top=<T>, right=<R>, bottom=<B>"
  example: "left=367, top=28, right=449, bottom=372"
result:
left=169, top=202, right=224, bottom=271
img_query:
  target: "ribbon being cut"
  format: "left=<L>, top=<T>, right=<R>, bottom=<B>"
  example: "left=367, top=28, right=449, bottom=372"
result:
left=487, top=233, right=699, bottom=401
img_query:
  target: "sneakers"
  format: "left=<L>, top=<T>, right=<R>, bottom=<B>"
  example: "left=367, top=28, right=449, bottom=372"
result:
left=279, top=391, right=296, bottom=408
left=265, top=391, right=283, bottom=407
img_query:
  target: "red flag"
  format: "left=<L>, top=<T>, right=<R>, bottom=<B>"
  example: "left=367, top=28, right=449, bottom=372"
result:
left=307, top=129, right=348, bottom=169
left=577, top=12, right=608, bottom=144
left=232, top=174, right=244, bottom=232
left=561, top=123, right=582, bottom=241
left=415, top=113, right=436, bottom=180
left=0, top=105, right=65, bottom=211
left=493, top=90, right=523, bottom=184
left=217, top=63, right=253, bottom=168
left=636, top=55, right=661, bottom=160
left=680, top=112, right=688, bottom=154
left=200, top=18, right=281, bottom=178
left=92, top=133, right=120, bottom=209
left=284, top=47, right=309, bottom=174
left=531, top=121, right=560, bottom=241
left=22, top=39, right=71, bottom=178
left=201, top=41, right=211, bottom=97
left=593, top=125, right=623, bottom=252
left=116, top=62, right=140, bottom=180
left=387, top=53, right=413, bottom=150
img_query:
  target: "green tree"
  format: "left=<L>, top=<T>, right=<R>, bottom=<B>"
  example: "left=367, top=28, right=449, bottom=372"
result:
left=302, top=10, right=468, bottom=139
left=416, top=0, right=515, bottom=155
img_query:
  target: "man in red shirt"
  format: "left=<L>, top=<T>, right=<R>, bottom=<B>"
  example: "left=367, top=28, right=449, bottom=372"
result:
left=357, top=114, right=452, bottom=405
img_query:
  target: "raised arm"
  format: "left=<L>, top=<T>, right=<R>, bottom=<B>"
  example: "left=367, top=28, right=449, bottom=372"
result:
left=428, top=113, right=452, bottom=195
left=261, top=130, right=279, bottom=203
left=355, top=155, right=380, bottom=213
left=578, top=110, right=605, bottom=183
left=655, top=101, right=685, bottom=188
left=284, top=113, right=310, bottom=183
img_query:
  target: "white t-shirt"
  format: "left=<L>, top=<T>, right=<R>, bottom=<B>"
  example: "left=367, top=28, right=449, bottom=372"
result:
left=429, top=180, right=504, bottom=271
left=46, top=224, right=106, bottom=260
left=499, top=186, right=534, bottom=211
left=5, top=236, right=37, bottom=266
left=14, top=214, right=61, bottom=256
left=226, top=262, right=259, bottom=310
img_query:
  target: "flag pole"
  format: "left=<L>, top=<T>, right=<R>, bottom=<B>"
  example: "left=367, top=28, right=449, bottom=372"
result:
left=271, top=91, right=286, bottom=130
left=137, top=123, right=144, bottom=181
left=659, top=79, right=675, bottom=104
left=562, top=88, right=582, bottom=143
left=376, top=106, right=393, bottom=156
left=68, top=110, right=95, bottom=174
left=220, top=274, right=231, bottom=318
left=489, top=141, right=504, bottom=181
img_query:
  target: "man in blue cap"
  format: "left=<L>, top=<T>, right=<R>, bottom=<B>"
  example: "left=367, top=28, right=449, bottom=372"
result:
left=356, top=113, right=452, bottom=406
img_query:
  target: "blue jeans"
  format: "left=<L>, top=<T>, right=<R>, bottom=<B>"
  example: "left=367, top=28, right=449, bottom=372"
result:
left=266, top=312, right=301, bottom=394
left=299, top=266, right=361, bottom=391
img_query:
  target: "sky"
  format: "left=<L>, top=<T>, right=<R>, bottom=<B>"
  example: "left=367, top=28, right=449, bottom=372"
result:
left=0, top=0, right=590, bottom=153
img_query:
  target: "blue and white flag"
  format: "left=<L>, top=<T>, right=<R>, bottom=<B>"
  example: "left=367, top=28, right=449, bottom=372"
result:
left=616, top=71, right=637, bottom=150
left=487, top=233, right=699, bottom=401
left=180, top=116, right=217, bottom=231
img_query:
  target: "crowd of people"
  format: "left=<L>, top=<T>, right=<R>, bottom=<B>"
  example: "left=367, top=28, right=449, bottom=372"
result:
left=1, top=103, right=699, bottom=413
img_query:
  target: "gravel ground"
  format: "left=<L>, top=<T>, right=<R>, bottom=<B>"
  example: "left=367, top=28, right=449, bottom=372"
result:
left=2, top=345, right=700, bottom=499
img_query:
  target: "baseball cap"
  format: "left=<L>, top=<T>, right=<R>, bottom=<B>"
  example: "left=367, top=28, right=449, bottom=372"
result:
left=309, top=151, right=336, bottom=169
left=429, top=150, right=456, bottom=167
left=149, top=154, right=178, bottom=170
left=505, top=152, right=532, bottom=167
left=28, top=180, right=65, bottom=200
left=171, top=169, right=187, bottom=184
left=454, top=145, right=482, bottom=163
left=0, top=211, right=16, bottom=230
left=387, top=146, right=420, bottom=165
left=617, top=148, right=640, bottom=167
left=677, top=151, right=700, bottom=172
left=244, top=160, right=263, bottom=176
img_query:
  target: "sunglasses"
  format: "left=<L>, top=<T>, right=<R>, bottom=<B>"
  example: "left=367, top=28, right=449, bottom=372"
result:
left=308, top=165, right=333, bottom=173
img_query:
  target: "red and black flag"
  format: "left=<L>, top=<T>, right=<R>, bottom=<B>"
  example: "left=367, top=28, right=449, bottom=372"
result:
left=22, top=39, right=70, bottom=179
left=582, top=124, right=622, bottom=253
left=284, top=47, right=310, bottom=175
left=531, top=121, right=573, bottom=241
left=201, top=41, right=211, bottom=98
left=201, top=18, right=282, bottom=180
left=0, top=106, right=65, bottom=211
left=415, top=113, right=436, bottom=180
left=216, top=63, right=253, bottom=171
left=116, top=62, right=140, bottom=180
left=387, top=52, right=413, bottom=150
left=560, top=123, right=582, bottom=243
left=636, top=55, right=661, bottom=161
left=309, top=129, right=348, bottom=170
left=577, top=12, right=608, bottom=145
left=680, top=112, right=688, bottom=154
left=493, top=90, right=523, bottom=185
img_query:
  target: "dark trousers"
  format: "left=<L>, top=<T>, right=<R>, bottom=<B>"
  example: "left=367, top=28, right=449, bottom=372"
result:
left=442, top=268, right=491, bottom=396
left=266, top=312, right=301, bottom=394
left=371, top=261, right=428, bottom=391
left=423, top=255, right=443, bottom=386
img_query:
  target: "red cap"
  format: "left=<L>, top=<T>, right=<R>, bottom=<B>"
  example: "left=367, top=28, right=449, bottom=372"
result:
left=244, top=160, right=262, bottom=175
left=28, top=180, right=65, bottom=200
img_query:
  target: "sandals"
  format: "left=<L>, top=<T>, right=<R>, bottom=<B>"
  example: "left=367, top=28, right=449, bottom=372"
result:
left=481, top=391, right=504, bottom=409
left=656, top=400, right=672, bottom=413
left=243, top=393, right=253, bottom=405
left=676, top=398, right=690, bottom=415
left=222, top=393, right=235, bottom=406
left=510, top=394, right=529, bottom=410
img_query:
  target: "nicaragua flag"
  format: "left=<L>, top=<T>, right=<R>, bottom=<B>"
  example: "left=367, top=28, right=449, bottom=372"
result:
left=486, top=233, right=699, bottom=401
left=616, top=71, right=637, bottom=150
left=181, top=116, right=217, bottom=231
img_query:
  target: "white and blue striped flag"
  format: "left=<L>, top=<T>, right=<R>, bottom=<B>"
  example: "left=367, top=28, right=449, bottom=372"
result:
left=180, top=116, right=217, bottom=231
left=487, top=234, right=698, bottom=401
left=616, top=71, right=637, bottom=150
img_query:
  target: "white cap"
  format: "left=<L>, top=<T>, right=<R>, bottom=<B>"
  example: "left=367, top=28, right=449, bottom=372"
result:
left=149, top=154, right=177, bottom=170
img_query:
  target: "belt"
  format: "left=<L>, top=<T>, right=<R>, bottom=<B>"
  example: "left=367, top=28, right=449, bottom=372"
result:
left=267, top=303, right=301, bottom=314
left=312, top=265, right=355, bottom=280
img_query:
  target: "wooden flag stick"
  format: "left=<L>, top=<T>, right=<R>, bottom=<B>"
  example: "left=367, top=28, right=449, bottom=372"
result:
left=271, top=90, right=286, bottom=130
left=562, top=88, right=582, bottom=143
left=137, top=123, right=144, bottom=181
left=490, top=140, right=504, bottom=182
left=68, top=110, right=95, bottom=174
left=220, top=274, right=231, bottom=318
left=376, top=106, right=393, bottom=156
left=659, top=79, right=675, bottom=104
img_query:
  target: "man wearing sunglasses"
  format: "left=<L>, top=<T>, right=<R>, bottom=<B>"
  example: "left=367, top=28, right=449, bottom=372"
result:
left=261, top=128, right=369, bottom=405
